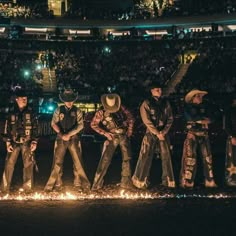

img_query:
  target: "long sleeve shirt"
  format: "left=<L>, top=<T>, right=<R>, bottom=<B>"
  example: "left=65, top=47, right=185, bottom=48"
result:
left=91, top=105, right=134, bottom=137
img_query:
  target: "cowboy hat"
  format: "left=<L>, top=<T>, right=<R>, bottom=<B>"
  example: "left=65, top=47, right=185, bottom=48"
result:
left=59, top=89, right=78, bottom=102
left=148, top=81, right=163, bottom=90
left=14, top=88, right=28, bottom=97
left=101, top=93, right=121, bottom=113
left=185, top=89, right=208, bottom=103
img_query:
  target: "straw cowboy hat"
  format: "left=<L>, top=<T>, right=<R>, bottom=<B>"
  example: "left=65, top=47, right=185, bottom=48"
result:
left=101, top=93, right=121, bottom=113
left=185, top=89, right=208, bottom=103
left=59, top=89, right=78, bottom=102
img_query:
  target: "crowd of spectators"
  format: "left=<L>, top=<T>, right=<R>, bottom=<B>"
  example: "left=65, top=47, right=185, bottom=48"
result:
left=179, top=0, right=236, bottom=16
left=0, top=2, right=51, bottom=19
left=176, top=37, right=236, bottom=97
left=0, top=1, right=235, bottom=21
left=0, top=35, right=235, bottom=112
left=53, top=41, right=180, bottom=106
left=64, top=0, right=236, bottom=20
left=0, top=50, right=43, bottom=108
left=0, top=40, right=180, bottom=105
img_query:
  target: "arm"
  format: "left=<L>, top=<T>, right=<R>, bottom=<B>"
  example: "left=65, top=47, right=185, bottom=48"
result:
left=4, top=118, right=14, bottom=152
left=51, top=107, right=62, bottom=135
left=4, top=116, right=12, bottom=142
left=161, top=100, right=174, bottom=136
left=66, top=108, right=84, bottom=137
left=90, top=110, right=113, bottom=140
left=121, top=105, right=134, bottom=137
left=30, top=111, right=39, bottom=152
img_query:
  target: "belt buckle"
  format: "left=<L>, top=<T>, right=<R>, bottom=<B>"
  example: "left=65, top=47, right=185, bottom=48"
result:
left=115, top=129, right=124, bottom=134
left=196, top=132, right=205, bottom=136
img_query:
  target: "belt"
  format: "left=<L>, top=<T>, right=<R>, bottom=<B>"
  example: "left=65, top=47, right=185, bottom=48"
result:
left=14, top=137, right=30, bottom=143
left=187, top=122, right=209, bottom=129
left=189, top=131, right=207, bottom=136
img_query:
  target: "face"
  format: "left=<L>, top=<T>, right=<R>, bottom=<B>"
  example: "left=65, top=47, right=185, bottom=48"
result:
left=151, top=87, right=162, bottom=97
left=16, top=96, right=27, bottom=109
left=192, top=94, right=204, bottom=104
left=64, top=101, right=74, bottom=108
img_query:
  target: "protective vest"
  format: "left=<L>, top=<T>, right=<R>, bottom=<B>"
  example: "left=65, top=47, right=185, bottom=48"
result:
left=147, top=97, right=167, bottom=130
left=184, top=103, right=209, bottom=132
left=58, top=105, right=78, bottom=134
left=10, top=107, right=33, bottom=140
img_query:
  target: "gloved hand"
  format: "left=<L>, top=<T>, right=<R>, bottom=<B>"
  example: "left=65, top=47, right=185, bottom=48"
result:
left=105, top=132, right=113, bottom=141
left=6, top=142, right=13, bottom=152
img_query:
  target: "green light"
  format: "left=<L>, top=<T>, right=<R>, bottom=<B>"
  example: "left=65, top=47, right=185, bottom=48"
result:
left=24, top=70, right=30, bottom=77
left=103, top=46, right=111, bottom=54
left=36, top=64, right=42, bottom=70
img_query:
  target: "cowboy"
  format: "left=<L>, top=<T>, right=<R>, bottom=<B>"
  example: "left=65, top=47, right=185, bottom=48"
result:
left=132, top=82, right=175, bottom=189
left=224, top=94, right=236, bottom=186
left=1, top=88, right=39, bottom=193
left=44, top=89, right=90, bottom=192
left=180, top=89, right=217, bottom=188
left=91, top=93, right=134, bottom=190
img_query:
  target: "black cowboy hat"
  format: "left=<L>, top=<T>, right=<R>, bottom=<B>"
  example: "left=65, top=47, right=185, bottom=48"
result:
left=14, top=88, right=28, bottom=97
left=59, top=89, right=78, bottom=102
left=148, top=81, right=163, bottom=90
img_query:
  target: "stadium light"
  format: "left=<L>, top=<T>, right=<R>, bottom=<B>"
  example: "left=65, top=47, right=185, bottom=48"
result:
left=145, top=30, right=168, bottom=35
left=0, top=27, right=5, bottom=33
left=69, top=29, right=91, bottom=35
left=36, top=64, right=42, bottom=71
left=23, top=70, right=30, bottom=78
left=47, top=105, right=55, bottom=112
left=25, top=27, right=48, bottom=33
left=103, top=46, right=111, bottom=54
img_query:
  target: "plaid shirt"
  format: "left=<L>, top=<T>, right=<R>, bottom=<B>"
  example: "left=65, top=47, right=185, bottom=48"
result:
left=91, top=105, right=134, bottom=137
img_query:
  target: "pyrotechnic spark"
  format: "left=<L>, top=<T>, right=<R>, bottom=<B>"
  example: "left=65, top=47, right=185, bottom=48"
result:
left=0, top=189, right=235, bottom=201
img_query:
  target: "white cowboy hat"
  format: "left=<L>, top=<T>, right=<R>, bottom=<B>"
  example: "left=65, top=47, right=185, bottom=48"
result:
left=185, top=89, right=208, bottom=103
left=101, top=93, right=121, bottom=113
